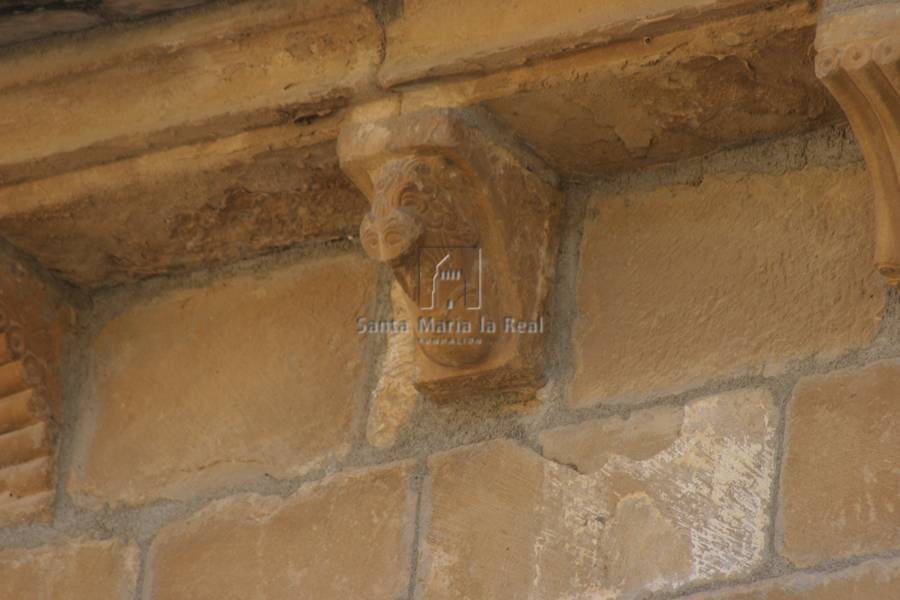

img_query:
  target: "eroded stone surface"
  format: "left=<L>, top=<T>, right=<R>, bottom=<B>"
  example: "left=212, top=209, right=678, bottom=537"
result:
left=0, top=0, right=381, bottom=185
left=572, top=163, right=884, bottom=407
left=69, top=254, right=377, bottom=507
left=823, top=0, right=898, bottom=17
left=0, top=129, right=367, bottom=288
left=380, top=0, right=791, bottom=85
left=366, top=282, right=419, bottom=449
left=104, top=0, right=208, bottom=18
left=0, top=250, right=72, bottom=525
left=0, top=11, right=100, bottom=47
left=540, top=388, right=778, bottom=598
left=0, top=538, right=139, bottom=600
left=780, top=359, right=900, bottom=566
left=147, top=462, right=416, bottom=600
left=0, top=1, right=840, bottom=290
left=681, top=558, right=900, bottom=599
left=402, top=2, right=838, bottom=178
left=0, top=1, right=220, bottom=48
left=0, top=251, right=70, bottom=423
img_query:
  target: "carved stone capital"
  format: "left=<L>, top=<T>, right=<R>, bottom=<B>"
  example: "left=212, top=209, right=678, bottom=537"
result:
left=338, top=108, right=562, bottom=401
left=816, top=3, right=900, bottom=285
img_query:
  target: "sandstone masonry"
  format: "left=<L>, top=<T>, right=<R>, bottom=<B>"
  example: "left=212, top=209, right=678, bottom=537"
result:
left=1, top=1, right=900, bottom=598
left=572, top=163, right=884, bottom=407
left=0, top=538, right=139, bottom=599
left=146, top=463, right=416, bottom=600
left=68, top=254, right=378, bottom=507
left=780, top=359, right=900, bottom=566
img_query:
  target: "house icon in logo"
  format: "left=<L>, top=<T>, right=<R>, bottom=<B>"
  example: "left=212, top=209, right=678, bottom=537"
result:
left=417, top=246, right=483, bottom=312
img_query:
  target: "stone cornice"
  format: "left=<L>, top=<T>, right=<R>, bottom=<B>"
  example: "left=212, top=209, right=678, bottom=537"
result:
left=378, top=0, right=801, bottom=87
left=0, top=0, right=820, bottom=188
left=0, top=0, right=382, bottom=187
left=0, top=0, right=837, bottom=288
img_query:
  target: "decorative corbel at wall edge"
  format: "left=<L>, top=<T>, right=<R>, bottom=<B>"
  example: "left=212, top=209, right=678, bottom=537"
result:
left=0, top=251, right=72, bottom=525
left=815, top=2, right=900, bottom=285
left=338, top=108, right=563, bottom=402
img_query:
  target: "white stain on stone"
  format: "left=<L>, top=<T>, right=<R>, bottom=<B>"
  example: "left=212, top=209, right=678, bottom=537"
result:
left=542, top=387, right=778, bottom=597
left=602, top=390, right=775, bottom=584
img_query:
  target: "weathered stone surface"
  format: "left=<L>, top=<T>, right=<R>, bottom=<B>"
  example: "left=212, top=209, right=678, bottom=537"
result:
left=147, top=462, right=416, bottom=600
left=540, top=388, right=778, bottom=598
left=572, top=163, right=884, bottom=407
left=0, top=0, right=381, bottom=186
left=69, top=254, right=377, bottom=507
left=0, top=123, right=367, bottom=288
left=403, top=2, right=838, bottom=178
left=780, top=359, right=900, bottom=566
left=380, top=0, right=795, bottom=86
left=823, top=0, right=899, bottom=17
left=104, top=0, right=208, bottom=18
left=0, top=11, right=100, bottom=47
left=366, top=282, right=419, bottom=449
left=817, top=1, right=900, bottom=44
left=0, top=250, right=72, bottom=525
left=0, top=0, right=840, bottom=291
left=0, top=0, right=833, bottom=189
left=0, top=1, right=222, bottom=48
left=416, top=439, right=606, bottom=599
left=0, top=245, right=71, bottom=425
left=681, top=557, right=900, bottom=599
left=0, top=538, right=139, bottom=599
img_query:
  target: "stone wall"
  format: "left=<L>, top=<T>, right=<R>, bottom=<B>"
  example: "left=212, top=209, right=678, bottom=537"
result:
left=1, top=124, right=899, bottom=599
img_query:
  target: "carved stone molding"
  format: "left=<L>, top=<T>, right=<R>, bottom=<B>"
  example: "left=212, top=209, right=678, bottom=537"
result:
left=338, top=108, right=563, bottom=401
left=816, top=3, right=900, bottom=285
left=0, top=257, right=69, bottom=525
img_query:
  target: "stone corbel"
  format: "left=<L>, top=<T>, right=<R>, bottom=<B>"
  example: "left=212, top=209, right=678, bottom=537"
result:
left=816, top=3, right=900, bottom=285
left=338, top=108, right=562, bottom=401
